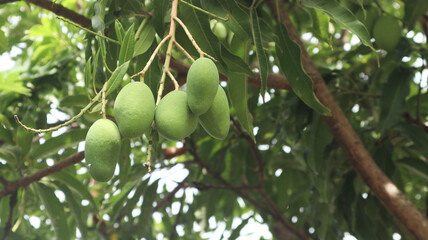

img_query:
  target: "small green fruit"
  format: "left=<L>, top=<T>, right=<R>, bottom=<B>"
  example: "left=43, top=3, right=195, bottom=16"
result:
left=373, top=16, right=401, bottom=52
left=187, top=58, right=219, bottom=115
left=155, top=91, right=198, bottom=141
left=199, top=86, right=230, bottom=140
left=114, top=82, right=155, bottom=138
left=355, top=7, right=379, bottom=34
left=210, top=19, right=228, bottom=41
left=85, top=119, right=121, bottom=182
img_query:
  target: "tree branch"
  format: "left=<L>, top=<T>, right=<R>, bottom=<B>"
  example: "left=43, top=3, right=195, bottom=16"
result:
left=0, top=152, right=85, bottom=200
left=153, top=179, right=188, bottom=212
left=0, top=0, right=91, bottom=28
left=268, top=1, right=428, bottom=239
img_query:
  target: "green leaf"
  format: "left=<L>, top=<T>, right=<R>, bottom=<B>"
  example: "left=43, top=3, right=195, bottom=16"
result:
left=395, top=122, right=428, bottom=160
left=220, top=45, right=253, bottom=76
left=31, top=128, right=88, bottom=160
left=229, top=216, right=250, bottom=240
left=60, top=95, right=89, bottom=109
left=379, top=67, right=412, bottom=133
left=55, top=183, right=88, bottom=239
left=250, top=9, right=269, bottom=99
left=0, top=29, right=7, bottom=54
left=228, top=72, right=255, bottom=141
left=91, top=0, right=108, bottom=32
left=214, top=0, right=251, bottom=40
left=115, top=20, right=125, bottom=43
left=0, top=123, right=13, bottom=145
left=35, top=183, right=71, bottom=240
left=137, top=180, right=159, bottom=234
left=51, top=171, right=98, bottom=211
left=179, top=0, right=226, bottom=73
left=397, top=157, right=428, bottom=180
left=123, top=179, right=149, bottom=219
left=133, top=22, right=156, bottom=57
left=153, top=0, right=169, bottom=36
left=404, top=0, right=428, bottom=30
left=84, top=57, right=92, bottom=96
left=118, top=24, right=135, bottom=66
left=106, top=61, right=130, bottom=96
left=275, top=23, right=330, bottom=115
left=0, top=145, right=21, bottom=163
left=0, top=71, right=30, bottom=96
left=302, top=0, right=374, bottom=50
left=16, top=111, right=34, bottom=158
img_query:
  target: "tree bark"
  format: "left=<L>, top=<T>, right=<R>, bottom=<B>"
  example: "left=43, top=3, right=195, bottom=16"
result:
left=268, top=1, right=428, bottom=239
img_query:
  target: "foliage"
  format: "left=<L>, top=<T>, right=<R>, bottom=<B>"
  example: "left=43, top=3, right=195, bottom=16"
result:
left=0, top=0, right=427, bottom=239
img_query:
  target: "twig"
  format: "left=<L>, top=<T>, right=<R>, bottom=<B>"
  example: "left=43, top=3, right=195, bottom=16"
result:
left=173, top=40, right=195, bottom=62
left=0, top=152, right=85, bottom=200
left=101, top=83, right=107, bottom=119
left=174, top=17, right=216, bottom=61
left=57, top=17, right=119, bottom=44
left=166, top=70, right=180, bottom=90
left=153, top=179, right=188, bottom=212
left=191, top=182, right=259, bottom=191
left=178, top=0, right=229, bottom=21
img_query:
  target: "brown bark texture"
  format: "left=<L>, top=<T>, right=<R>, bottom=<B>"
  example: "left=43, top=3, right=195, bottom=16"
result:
left=268, top=1, right=428, bottom=239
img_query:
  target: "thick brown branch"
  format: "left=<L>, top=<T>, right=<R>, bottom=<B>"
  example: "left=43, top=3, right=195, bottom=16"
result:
left=20, top=0, right=91, bottom=28
left=163, top=147, right=188, bottom=159
left=0, top=152, right=85, bottom=200
left=268, top=1, right=428, bottom=239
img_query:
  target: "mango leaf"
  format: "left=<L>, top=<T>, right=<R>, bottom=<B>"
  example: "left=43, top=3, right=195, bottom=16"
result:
left=395, top=122, right=428, bottom=160
left=31, top=128, right=87, bottom=160
left=16, top=111, right=34, bottom=158
left=379, top=67, right=412, bottom=133
left=229, top=216, right=250, bottom=240
left=214, top=0, right=251, bottom=40
left=118, top=24, right=135, bottom=66
left=220, top=46, right=253, bottom=76
left=0, top=123, right=13, bottom=145
left=275, top=23, right=330, bottom=115
left=84, top=57, right=92, bottom=96
left=0, top=145, right=21, bottom=163
left=397, top=157, right=428, bottom=180
left=179, top=0, right=226, bottom=73
left=0, top=71, right=30, bottom=96
left=106, top=61, right=130, bottom=96
left=123, top=179, right=149, bottom=219
left=137, top=180, right=159, bottom=234
left=91, top=0, right=108, bottom=32
left=153, top=0, right=169, bottom=36
left=114, top=20, right=125, bottom=43
left=404, top=0, right=428, bottom=30
left=60, top=95, right=89, bottom=109
left=228, top=72, right=255, bottom=141
left=133, top=22, right=156, bottom=57
left=250, top=9, right=269, bottom=99
left=51, top=171, right=98, bottom=211
left=55, top=183, right=88, bottom=239
left=35, top=183, right=71, bottom=240
left=302, top=0, right=374, bottom=50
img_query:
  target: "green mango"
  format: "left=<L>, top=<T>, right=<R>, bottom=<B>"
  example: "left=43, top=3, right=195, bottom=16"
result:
left=373, top=16, right=401, bottom=52
left=210, top=19, right=228, bottom=41
left=114, top=82, right=155, bottom=138
left=199, top=86, right=230, bottom=140
left=85, top=119, right=121, bottom=182
left=186, top=58, right=219, bottom=115
left=355, top=7, right=379, bottom=34
left=155, top=91, right=198, bottom=141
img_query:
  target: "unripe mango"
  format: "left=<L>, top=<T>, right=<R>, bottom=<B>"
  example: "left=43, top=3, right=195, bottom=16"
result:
left=210, top=19, right=228, bottom=41
left=355, top=7, right=379, bottom=34
left=85, top=119, right=121, bottom=182
left=155, top=91, right=198, bottom=141
left=114, top=82, right=155, bottom=138
left=199, top=86, right=230, bottom=140
left=373, top=16, right=401, bottom=52
left=186, top=58, right=219, bottom=115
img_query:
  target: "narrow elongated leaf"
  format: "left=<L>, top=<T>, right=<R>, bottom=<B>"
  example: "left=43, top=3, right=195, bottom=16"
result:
left=229, top=217, right=250, bottom=240
left=16, top=111, right=34, bottom=158
left=119, top=24, right=135, bottom=66
left=215, top=0, right=251, bottom=40
left=106, top=61, right=130, bottom=96
left=133, top=23, right=156, bottom=57
left=35, top=183, right=71, bottom=240
left=0, top=145, right=21, bottom=163
left=84, top=57, right=92, bottom=95
left=51, top=171, right=98, bottom=211
left=124, top=179, right=149, bottom=219
left=0, top=124, right=13, bottom=145
left=275, top=23, right=330, bottom=115
left=379, top=67, right=412, bottom=133
left=250, top=9, right=268, bottom=98
left=60, top=95, right=89, bottom=109
left=220, top=46, right=253, bottom=76
left=179, top=0, right=226, bottom=73
left=31, top=129, right=87, bottom=160
left=153, top=0, right=168, bottom=36
left=395, top=122, right=428, bottom=160
left=92, top=48, right=101, bottom=93
left=397, top=157, right=428, bottom=180
left=404, top=0, right=428, bottom=29
left=302, top=0, right=374, bottom=50
left=56, top=183, right=88, bottom=239
left=228, top=72, right=255, bottom=141
left=115, top=20, right=125, bottom=43
left=137, top=180, right=159, bottom=234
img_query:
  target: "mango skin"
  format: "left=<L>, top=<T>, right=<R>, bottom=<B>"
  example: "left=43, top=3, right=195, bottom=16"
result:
left=155, top=91, right=198, bottom=141
left=373, top=16, right=401, bottom=52
left=186, top=58, right=219, bottom=115
left=85, top=119, right=121, bottom=182
left=114, top=82, right=155, bottom=138
left=199, top=86, right=230, bottom=140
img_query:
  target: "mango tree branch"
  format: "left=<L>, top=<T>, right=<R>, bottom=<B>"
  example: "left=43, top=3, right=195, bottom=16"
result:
left=0, top=0, right=91, bottom=28
left=268, top=1, right=428, bottom=239
left=0, top=152, right=85, bottom=200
